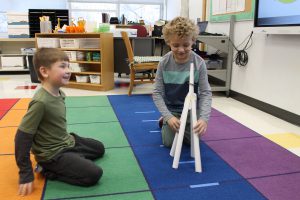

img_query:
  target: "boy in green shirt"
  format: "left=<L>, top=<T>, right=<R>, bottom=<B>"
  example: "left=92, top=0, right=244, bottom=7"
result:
left=15, top=48, right=105, bottom=196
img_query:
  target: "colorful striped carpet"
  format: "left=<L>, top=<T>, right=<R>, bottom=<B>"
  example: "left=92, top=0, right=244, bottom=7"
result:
left=0, top=95, right=299, bottom=200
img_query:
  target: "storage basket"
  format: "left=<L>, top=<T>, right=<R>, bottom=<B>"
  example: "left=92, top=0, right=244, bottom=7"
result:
left=37, top=38, right=60, bottom=48
left=79, top=38, right=100, bottom=49
left=69, top=63, right=81, bottom=72
left=60, top=38, right=80, bottom=48
left=89, top=75, right=100, bottom=84
left=75, top=75, right=89, bottom=83
left=64, top=51, right=77, bottom=61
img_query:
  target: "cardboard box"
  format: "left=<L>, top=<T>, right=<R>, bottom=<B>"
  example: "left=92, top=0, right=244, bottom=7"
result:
left=7, top=12, right=29, bottom=25
left=7, top=25, right=29, bottom=38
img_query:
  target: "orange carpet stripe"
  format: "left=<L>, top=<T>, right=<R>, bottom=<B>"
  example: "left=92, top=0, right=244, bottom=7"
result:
left=0, top=110, right=8, bottom=120
left=0, top=155, right=44, bottom=200
left=0, top=127, right=17, bottom=154
left=0, top=110, right=27, bottom=128
left=11, top=98, right=31, bottom=110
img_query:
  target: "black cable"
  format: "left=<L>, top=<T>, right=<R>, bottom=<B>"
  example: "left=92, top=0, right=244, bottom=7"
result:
left=230, top=31, right=253, bottom=67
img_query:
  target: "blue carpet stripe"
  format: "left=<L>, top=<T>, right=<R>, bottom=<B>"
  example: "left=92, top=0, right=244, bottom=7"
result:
left=108, top=94, right=266, bottom=200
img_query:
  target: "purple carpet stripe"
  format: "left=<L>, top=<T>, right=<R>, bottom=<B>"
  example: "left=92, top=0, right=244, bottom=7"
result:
left=205, top=137, right=300, bottom=179
left=210, top=108, right=225, bottom=117
left=248, top=172, right=300, bottom=200
left=190, top=182, right=219, bottom=189
left=202, top=115, right=259, bottom=141
left=203, top=135, right=261, bottom=142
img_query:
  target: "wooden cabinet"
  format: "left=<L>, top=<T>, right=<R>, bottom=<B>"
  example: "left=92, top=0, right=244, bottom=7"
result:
left=35, top=33, right=114, bottom=91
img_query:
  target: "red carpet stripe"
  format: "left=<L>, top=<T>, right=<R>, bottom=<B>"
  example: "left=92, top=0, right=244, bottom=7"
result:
left=0, top=99, right=19, bottom=110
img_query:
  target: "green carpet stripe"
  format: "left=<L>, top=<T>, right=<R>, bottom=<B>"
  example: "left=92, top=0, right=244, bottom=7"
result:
left=44, top=96, right=152, bottom=199
left=43, top=147, right=150, bottom=199
left=68, top=122, right=129, bottom=148
left=65, top=96, right=111, bottom=107
left=48, top=191, right=153, bottom=200
left=67, top=107, right=118, bottom=124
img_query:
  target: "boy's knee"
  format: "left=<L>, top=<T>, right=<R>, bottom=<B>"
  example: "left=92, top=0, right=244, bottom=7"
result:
left=162, top=129, right=175, bottom=148
left=97, top=142, right=105, bottom=157
left=83, top=166, right=103, bottom=186
left=162, top=140, right=173, bottom=148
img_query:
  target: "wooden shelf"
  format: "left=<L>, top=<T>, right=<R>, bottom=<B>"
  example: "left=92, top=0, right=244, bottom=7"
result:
left=69, top=61, right=101, bottom=64
left=0, top=38, right=35, bottom=42
left=35, top=33, right=103, bottom=38
left=66, top=81, right=106, bottom=91
left=36, top=33, right=114, bottom=91
left=68, top=81, right=100, bottom=86
left=0, top=54, right=27, bottom=56
left=71, top=71, right=101, bottom=75
left=60, top=48, right=101, bottom=51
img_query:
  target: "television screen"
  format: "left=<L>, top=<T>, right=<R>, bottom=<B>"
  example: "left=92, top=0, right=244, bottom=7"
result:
left=254, top=0, right=300, bottom=27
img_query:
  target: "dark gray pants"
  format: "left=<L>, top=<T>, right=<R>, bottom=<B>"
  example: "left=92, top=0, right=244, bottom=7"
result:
left=39, top=133, right=105, bottom=186
left=162, top=112, right=191, bottom=148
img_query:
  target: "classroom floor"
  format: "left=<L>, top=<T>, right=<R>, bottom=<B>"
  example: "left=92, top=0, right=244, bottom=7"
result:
left=0, top=74, right=300, bottom=200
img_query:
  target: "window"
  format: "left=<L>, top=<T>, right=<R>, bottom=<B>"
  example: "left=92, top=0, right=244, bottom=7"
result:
left=69, top=2, right=117, bottom=25
left=120, top=4, right=161, bottom=24
left=0, top=12, right=7, bottom=38
left=68, top=0, right=164, bottom=25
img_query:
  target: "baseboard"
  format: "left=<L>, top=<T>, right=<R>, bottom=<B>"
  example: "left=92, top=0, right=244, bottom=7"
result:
left=0, top=70, right=30, bottom=75
left=229, top=90, right=300, bottom=126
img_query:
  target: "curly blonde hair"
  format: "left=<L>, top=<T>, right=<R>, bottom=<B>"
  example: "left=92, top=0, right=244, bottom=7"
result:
left=162, top=16, right=199, bottom=44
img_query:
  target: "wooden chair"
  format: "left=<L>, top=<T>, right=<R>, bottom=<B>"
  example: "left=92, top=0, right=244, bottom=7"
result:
left=121, top=31, right=161, bottom=96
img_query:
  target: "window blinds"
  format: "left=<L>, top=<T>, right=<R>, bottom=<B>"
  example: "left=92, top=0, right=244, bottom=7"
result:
left=68, top=0, right=164, bottom=4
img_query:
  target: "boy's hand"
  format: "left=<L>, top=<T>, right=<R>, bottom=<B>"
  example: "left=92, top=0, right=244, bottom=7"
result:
left=167, top=117, right=180, bottom=132
left=193, top=119, right=207, bottom=136
left=18, top=182, right=33, bottom=196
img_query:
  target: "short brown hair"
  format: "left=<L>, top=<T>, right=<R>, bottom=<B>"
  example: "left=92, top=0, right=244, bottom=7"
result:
left=33, top=48, right=69, bottom=80
left=162, top=17, right=199, bottom=44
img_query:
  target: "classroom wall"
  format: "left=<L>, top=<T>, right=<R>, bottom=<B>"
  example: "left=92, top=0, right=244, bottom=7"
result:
left=189, top=0, right=203, bottom=22
left=166, top=0, right=181, bottom=20
left=1, top=0, right=299, bottom=115
left=170, top=0, right=300, bottom=116
left=166, top=0, right=202, bottom=22
left=204, top=1, right=300, bottom=115
left=0, top=0, right=67, bottom=12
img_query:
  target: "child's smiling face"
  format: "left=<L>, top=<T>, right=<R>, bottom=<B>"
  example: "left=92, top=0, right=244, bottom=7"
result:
left=168, top=34, right=194, bottom=64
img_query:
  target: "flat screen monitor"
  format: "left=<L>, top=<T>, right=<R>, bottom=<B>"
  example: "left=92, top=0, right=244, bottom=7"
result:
left=254, top=0, right=300, bottom=34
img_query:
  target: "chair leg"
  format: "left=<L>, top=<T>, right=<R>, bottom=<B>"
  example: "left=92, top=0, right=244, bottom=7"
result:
left=128, top=68, right=135, bottom=96
left=151, top=69, right=155, bottom=81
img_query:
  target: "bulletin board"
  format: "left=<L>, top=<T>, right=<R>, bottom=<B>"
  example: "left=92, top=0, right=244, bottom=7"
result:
left=209, top=0, right=255, bottom=22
